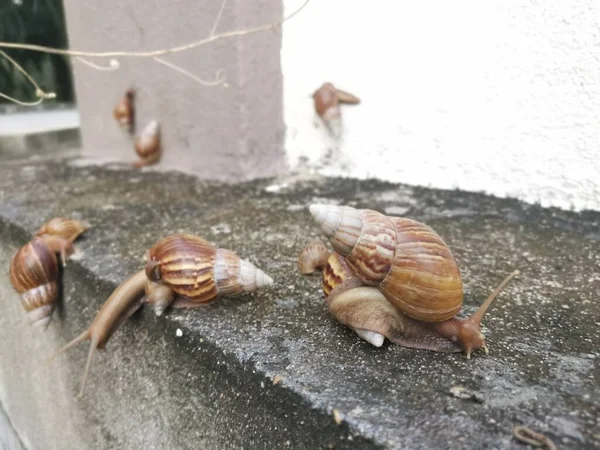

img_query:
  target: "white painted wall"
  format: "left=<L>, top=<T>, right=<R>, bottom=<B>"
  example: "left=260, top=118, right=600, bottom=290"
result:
left=281, top=0, right=600, bottom=212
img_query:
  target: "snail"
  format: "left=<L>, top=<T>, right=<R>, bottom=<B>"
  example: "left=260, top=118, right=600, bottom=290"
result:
left=49, top=233, right=273, bottom=396
left=35, top=217, right=90, bottom=266
left=9, top=237, right=60, bottom=329
left=113, top=88, right=135, bottom=133
left=312, top=82, right=360, bottom=138
left=298, top=204, right=519, bottom=358
left=9, top=218, right=89, bottom=328
left=133, top=120, right=161, bottom=168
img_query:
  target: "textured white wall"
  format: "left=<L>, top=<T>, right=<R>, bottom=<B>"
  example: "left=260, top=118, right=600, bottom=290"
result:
left=282, top=0, right=600, bottom=212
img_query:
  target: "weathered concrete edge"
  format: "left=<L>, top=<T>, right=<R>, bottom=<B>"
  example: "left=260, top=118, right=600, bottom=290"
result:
left=0, top=216, right=381, bottom=449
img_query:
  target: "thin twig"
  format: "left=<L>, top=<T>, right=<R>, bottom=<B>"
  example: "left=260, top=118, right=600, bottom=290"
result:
left=0, top=49, right=55, bottom=105
left=153, top=57, right=226, bottom=87
left=75, top=57, right=120, bottom=71
left=210, top=0, right=228, bottom=38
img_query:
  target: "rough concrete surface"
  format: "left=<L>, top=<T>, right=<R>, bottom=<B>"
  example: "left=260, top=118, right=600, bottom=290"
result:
left=0, top=149, right=598, bottom=449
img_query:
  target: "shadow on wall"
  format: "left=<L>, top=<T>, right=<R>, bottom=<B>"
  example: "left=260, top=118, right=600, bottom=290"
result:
left=0, top=0, right=75, bottom=110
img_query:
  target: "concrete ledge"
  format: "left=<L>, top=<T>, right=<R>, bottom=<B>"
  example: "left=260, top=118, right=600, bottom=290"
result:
left=0, top=150, right=598, bottom=449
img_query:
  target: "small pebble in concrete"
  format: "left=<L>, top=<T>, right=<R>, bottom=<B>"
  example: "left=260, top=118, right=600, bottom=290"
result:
left=332, top=409, right=342, bottom=425
left=449, top=386, right=485, bottom=404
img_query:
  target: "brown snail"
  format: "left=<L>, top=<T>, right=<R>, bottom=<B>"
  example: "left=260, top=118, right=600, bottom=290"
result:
left=113, top=88, right=135, bottom=133
left=49, top=233, right=273, bottom=396
left=298, top=204, right=519, bottom=358
left=313, top=82, right=360, bottom=139
left=9, top=237, right=60, bottom=329
left=133, top=120, right=161, bottom=168
left=9, top=218, right=89, bottom=328
left=35, top=217, right=90, bottom=266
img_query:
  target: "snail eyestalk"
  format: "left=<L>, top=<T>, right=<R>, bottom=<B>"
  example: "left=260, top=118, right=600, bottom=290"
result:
left=456, top=270, right=521, bottom=357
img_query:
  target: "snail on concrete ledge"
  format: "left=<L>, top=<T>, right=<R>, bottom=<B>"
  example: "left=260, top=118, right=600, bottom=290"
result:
left=9, top=218, right=90, bottom=328
left=48, top=233, right=273, bottom=396
left=298, top=204, right=519, bottom=358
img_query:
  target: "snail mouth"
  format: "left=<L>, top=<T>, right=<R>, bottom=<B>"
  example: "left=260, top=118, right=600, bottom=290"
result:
left=145, top=260, right=162, bottom=282
left=457, top=321, right=485, bottom=355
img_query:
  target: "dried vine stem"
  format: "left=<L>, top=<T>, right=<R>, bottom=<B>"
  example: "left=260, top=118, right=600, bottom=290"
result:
left=0, top=0, right=310, bottom=104
left=0, top=50, right=56, bottom=106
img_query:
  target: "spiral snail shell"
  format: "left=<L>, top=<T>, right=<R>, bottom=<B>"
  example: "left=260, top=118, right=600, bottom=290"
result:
left=9, top=237, right=59, bottom=329
left=35, top=217, right=90, bottom=266
left=9, top=218, right=89, bottom=328
left=313, top=82, right=360, bottom=139
left=133, top=120, right=161, bottom=168
left=299, top=204, right=519, bottom=358
left=113, top=88, right=135, bottom=133
left=49, top=232, right=273, bottom=396
left=145, top=233, right=274, bottom=316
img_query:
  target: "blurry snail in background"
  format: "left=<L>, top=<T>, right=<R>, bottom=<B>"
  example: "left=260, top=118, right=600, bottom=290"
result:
left=113, top=88, right=135, bottom=133
left=312, top=82, right=360, bottom=139
left=9, top=218, right=90, bottom=329
left=35, top=217, right=90, bottom=266
left=48, top=233, right=273, bottom=397
left=133, top=120, right=161, bottom=168
left=298, top=204, right=519, bottom=358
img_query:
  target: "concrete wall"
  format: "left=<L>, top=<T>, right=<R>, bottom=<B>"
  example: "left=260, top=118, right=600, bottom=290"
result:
left=62, top=0, right=600, bottom=212
left=63, top=0, right=285, bottom=181
left=282, top=0, right=600, bottom=212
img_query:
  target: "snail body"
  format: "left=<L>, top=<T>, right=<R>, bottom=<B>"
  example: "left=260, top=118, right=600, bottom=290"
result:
left=313, top=82, right=360, bottom=139
left=133, top=120, right=161, bottom=168
left=9, top=237, right=59, bottom=329
left=49, top=233, right=273, bottom=396
left=299, top=204, right=519, bottom=357
left=113, top=89, right=135, bottom=133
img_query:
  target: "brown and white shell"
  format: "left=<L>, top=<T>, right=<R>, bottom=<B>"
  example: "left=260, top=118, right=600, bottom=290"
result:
left=144, top=233, right=273, bottom=315
left=309, top=204, right=464, bottom=322
left=9, top=237, right=59, bottom=328
left=134, top=120, right=161, bottom=167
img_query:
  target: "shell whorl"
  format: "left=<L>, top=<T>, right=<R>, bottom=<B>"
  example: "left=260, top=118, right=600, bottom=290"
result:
left=9, top=237, right=59, bottom=327
left=322, top=251, right=356, bottom=298
left=145, top=233, right=272, bottom=304
left=309, top=205, right=395, bottom=285
left=213, top=248, right=273, bottom=296
left=378, top=217, right=463, bottom=322
left=309, top=204, right=362, bottom=256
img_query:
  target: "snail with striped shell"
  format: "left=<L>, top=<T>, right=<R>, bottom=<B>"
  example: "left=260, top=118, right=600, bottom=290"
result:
left=49, top=233, right=273, bottom=396
left=313, top=82, right=360, bottom=139
left=9, top=218, right=90, bottom=328
left=298, top=205, right=519, bottom=358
